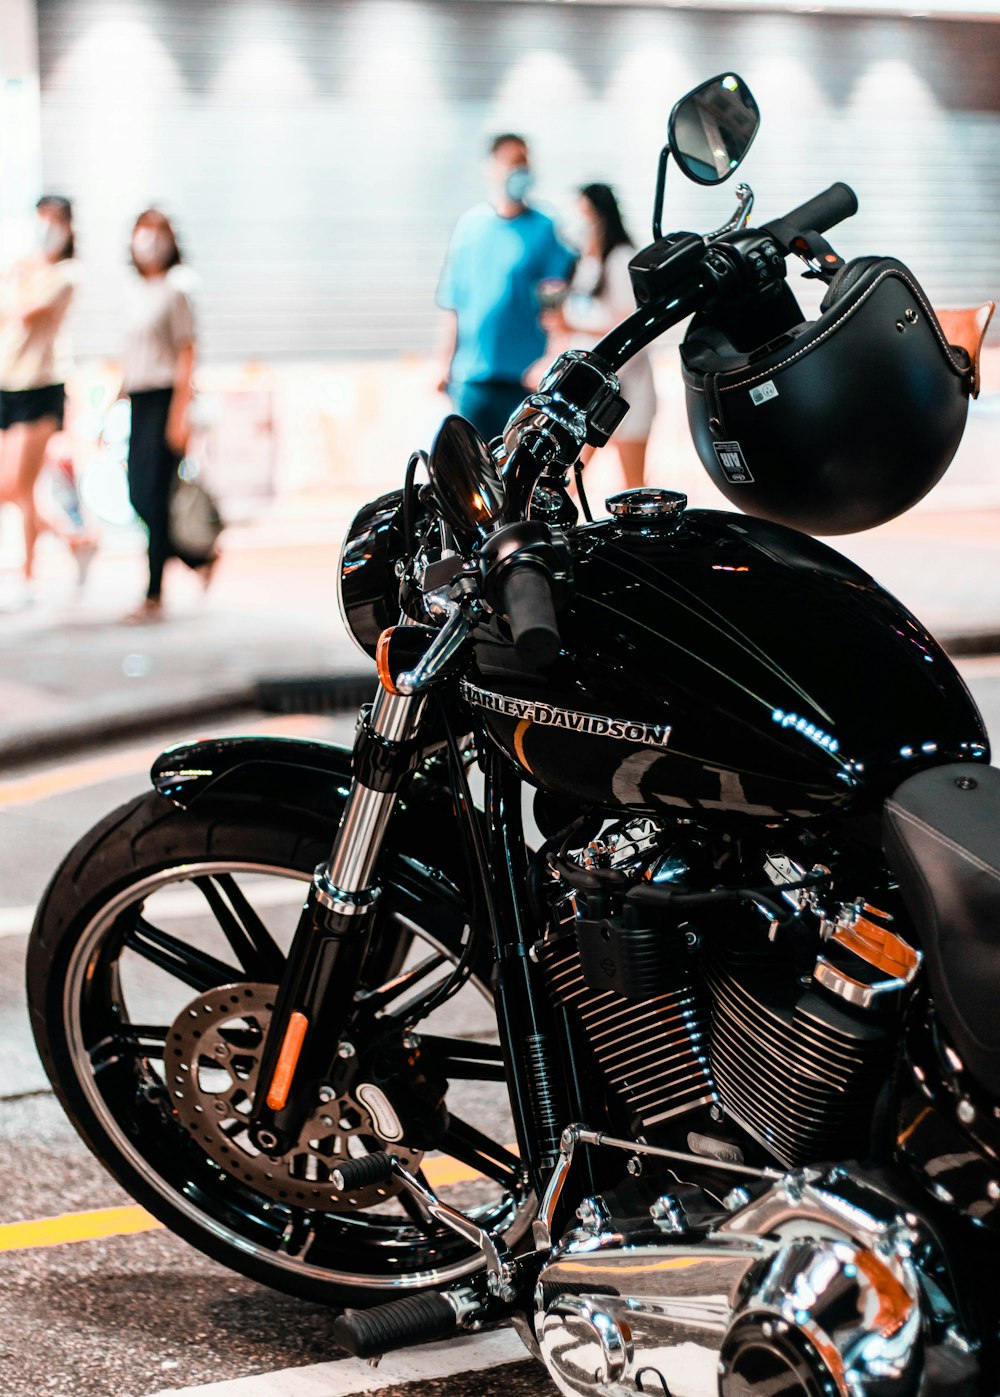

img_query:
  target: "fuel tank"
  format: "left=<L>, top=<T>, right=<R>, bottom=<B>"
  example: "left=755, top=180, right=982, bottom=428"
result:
left=465, top=509, right=988, bottom=820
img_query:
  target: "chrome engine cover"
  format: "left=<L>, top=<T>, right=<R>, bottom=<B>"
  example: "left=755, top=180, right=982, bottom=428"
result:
left=535, top=1168, right=970, bottom=1397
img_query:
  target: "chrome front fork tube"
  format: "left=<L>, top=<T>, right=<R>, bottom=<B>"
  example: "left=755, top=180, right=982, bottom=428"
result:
left=317, top=686, right=427, bottom=901
left=248, top=684, right=427, bottom=1154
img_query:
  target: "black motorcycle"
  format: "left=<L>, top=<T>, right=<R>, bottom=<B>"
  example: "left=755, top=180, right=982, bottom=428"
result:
left=27, top=76, right=1000, bottom=1395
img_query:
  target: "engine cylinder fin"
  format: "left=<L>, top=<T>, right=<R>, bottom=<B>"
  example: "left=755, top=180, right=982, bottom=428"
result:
left=705, top=949, right=894, bottom=1168
left=540, top=937, right=715, bottom=1130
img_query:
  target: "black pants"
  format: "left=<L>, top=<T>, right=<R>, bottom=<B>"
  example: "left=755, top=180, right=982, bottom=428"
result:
left=128, top=388, right=210, bottom=600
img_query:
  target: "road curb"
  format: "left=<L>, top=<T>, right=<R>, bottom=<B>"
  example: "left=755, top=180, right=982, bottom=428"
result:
left=0, top=670, right=375, bottom=772
left=938, top=631, right=1000, bottom=658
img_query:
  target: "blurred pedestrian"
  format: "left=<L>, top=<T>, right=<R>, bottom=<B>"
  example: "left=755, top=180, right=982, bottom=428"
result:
left=436, top=133, right=575, bottom=443
left=121, top=209, right=214, bottom=623
left=0, top=195, right=94, bottom=600
left=546, top=183, right=656, bottom=489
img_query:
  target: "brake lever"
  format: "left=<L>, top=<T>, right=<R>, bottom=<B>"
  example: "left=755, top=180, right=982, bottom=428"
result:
left=708, top=183, right=754, bottom=240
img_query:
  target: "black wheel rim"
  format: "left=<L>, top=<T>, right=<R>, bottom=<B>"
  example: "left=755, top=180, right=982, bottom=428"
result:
left=62, top=859, right=530, bottom=1290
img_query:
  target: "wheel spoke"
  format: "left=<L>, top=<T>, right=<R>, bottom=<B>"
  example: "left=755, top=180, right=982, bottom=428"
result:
left=89, top=1023, right=170, bottom=1074
left=357, top=952, right=448, bottom=1012
left=420, top=1033, right=506, bottom=1081
left=124, top=914, right=241, bottom=992
left=194, top=875, right=286, bottom=981
left=439, top=1114, right=523, bottom=1189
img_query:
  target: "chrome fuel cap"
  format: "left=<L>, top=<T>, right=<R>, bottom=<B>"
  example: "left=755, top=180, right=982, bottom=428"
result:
left=607, top=487, right=687, bottom=528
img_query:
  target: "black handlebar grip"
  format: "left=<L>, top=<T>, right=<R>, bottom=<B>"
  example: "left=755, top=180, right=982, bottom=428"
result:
left=331, top=1150, right=395, bottom=1193
left=764, top=182, right=859, bottom=251
left=502, top=562, right=561, bottom=668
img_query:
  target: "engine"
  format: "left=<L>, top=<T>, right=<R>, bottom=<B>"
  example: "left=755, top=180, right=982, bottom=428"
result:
left=540, top=816, right=917, bottom=1171
left=528, top=816, right=979, bottom=1394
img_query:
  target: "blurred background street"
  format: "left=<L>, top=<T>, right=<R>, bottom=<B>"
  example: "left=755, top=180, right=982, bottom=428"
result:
left=1, top=0, right=999, bottom=1393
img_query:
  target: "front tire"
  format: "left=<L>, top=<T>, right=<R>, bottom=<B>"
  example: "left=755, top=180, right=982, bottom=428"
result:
left=27, top=791, right=527, bottom=1305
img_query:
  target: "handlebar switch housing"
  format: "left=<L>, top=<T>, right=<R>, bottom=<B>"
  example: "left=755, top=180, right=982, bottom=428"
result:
left=628, top=232, right=705, bottom=305
left=479, top=521, right=572, bottom=617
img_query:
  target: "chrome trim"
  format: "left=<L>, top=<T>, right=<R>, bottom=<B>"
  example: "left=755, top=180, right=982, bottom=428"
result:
left=536, top=1167, right=967, bottom=1397
left=572, top=1126, right=781, bottom=1181
left=606, top=487, right=687, bottom=520
left=312, top=872, right=380, bottom=917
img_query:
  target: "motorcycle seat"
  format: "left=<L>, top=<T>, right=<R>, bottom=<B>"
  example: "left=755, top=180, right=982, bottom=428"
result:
left=883, top=761, right=1000, bottom=1095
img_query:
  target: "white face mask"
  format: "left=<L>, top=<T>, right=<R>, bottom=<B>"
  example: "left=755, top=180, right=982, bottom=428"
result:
left=36, top=221, right=70, bottom=257
left=132, top=227, right=172, bottom=270
left=563, top=212, right=595, bottom=251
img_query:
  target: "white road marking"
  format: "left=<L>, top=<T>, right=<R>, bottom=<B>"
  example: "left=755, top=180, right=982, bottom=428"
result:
left=143, top=1328, right=530, bottom=1397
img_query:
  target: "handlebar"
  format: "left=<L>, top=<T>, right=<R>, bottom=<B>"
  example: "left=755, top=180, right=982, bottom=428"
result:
left=761, top=182, right=858, bottom=253
left=502, top=560, right=561, bottom=668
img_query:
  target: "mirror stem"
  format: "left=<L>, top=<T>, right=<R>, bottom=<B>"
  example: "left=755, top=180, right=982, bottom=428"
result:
left=652, top=145, right=670, bottom=240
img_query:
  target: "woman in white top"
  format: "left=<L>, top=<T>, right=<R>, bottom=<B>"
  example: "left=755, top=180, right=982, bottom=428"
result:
left=121, top=208, right=212, bottom=623
left=546, top=184, right=657, bottom=489
left=0, top=195, right=87, bottom=589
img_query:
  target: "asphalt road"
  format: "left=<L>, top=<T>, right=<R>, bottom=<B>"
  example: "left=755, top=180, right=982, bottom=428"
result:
left=3, top=665, right=1000, bottom=1397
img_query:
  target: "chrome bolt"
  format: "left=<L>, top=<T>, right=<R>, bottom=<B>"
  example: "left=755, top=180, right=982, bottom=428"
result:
left=649, top=1195, right=686, bottom=1231
left=762, top=1320, right=774, bottom=1339
left=320, top=1115, right=335, bottom=1128
left=318, top=1084, right=336, bottom=1102
left=988, top=1181, right=1000, bottom=1201
left=336, top=1042, right=356, bottom=1061
left=956, top=776, right=978, bottom=791
left=957, top=1099, right=976, bottom=1125
left=402, top=1032, right=420, bottom=1051
left=895, top=320, right=906, bottom=333
left=905, top=308, right=918, bottom=323
left=709, top=1103, right=724, bottom=1122
left=723, top=1186, right=751, bottom=1212
left=256, top=1129, right=279, bottom=1151
left=626, top=1156, right=643, bottom=1177
left=213, top=1043, right=228, bottom=1057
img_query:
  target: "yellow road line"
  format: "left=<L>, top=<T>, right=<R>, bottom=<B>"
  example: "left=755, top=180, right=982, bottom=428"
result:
left=0, top=1151, right=510, bottom=1253
left=0, top=1204, right=162, bottom=1251
left=0, top=714, right=329, bottom=810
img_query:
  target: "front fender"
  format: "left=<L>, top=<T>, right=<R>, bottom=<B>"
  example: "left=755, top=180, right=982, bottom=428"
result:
left=151, top=735, right=469, bottom=899
left=153, top=735, right=354, bottom=823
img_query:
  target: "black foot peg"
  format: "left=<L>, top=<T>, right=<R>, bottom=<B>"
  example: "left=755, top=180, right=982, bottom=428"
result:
left=334, top=1292, right=458, bottom=1358
left=331, top=1151, right=395, bottom=1192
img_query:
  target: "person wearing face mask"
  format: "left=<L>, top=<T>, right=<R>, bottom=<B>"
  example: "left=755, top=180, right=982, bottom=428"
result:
left=0, top=195, right=91, bottom=598
left=121, top=208, right=214, bottom=623
left=436, top=133, right=575, bottom=443
left=545, top=184, right=656, bottom=490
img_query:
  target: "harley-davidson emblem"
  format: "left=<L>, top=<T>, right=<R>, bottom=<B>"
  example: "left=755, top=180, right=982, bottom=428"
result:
left=460, top=681, right=671, bottom=749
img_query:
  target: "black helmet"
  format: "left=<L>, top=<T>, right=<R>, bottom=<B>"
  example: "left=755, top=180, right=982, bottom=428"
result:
left=681, top=256, right=975, bottom=535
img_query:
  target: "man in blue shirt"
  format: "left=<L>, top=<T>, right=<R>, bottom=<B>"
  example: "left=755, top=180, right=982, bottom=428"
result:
left=437, top=133, right=575, bottom=443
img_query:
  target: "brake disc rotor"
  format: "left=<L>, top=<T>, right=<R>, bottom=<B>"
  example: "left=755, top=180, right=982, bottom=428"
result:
left=165, top=983, right=423, bottom=1212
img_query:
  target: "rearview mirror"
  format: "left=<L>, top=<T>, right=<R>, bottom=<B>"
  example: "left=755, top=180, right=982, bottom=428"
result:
left=427, top=414, right=506, bottom=542
left=668, top=74, right=759, bottom=186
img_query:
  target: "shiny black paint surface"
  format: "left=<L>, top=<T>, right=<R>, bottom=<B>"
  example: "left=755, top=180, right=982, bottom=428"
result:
left=338, top=489, right=405, bottom=658
left=469, top=509, right=988, bottom=819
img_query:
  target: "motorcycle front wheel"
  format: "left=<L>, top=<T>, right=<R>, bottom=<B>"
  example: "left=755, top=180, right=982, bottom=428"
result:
left=26, top=790, right=529, bottom=1305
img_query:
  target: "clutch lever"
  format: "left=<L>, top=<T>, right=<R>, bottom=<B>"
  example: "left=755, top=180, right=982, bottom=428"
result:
left=395, top=604, right=476, bottom=696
